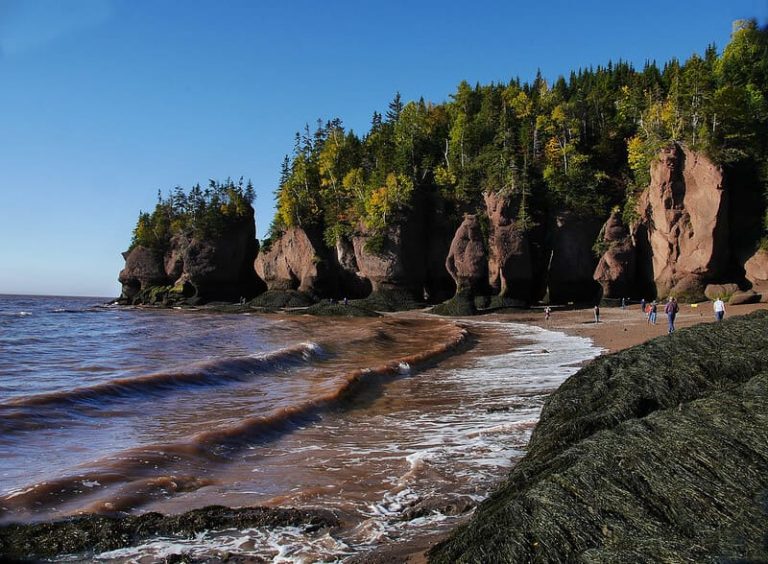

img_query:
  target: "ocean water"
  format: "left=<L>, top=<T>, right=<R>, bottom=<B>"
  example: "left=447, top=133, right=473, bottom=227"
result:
left=0, top=294, right=601, bottom=562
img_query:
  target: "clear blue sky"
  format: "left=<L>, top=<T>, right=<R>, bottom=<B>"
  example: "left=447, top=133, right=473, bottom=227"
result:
left=1, top=0, right=766, bottom=297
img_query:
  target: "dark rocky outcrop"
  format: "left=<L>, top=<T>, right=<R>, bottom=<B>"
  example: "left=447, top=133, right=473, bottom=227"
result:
left=118, top=246, right=168, bottom=301
left=119, top=212, right=261, bottom=305
left=593, top=211, right=636, bottom=299
left=0, top=505, right=339, bottom=560
left=430, top=311, right=768, bottom=563
left=547, top=211, right=603, bottom=303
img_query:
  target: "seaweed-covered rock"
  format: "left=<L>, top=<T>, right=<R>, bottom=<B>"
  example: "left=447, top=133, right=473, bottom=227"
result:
left=0, top=505, right=338, bottom=560
left=248, top=289, right=315, bottom=309
left=430, top=311, right=768, bottom=563
left=430, top=289, right=476, bottom=316
left=297, top=301, right=379, bottom=317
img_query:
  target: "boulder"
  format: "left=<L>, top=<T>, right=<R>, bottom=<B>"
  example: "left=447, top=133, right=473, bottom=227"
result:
left=637, top=144, right=728, bottom=300
left=547, top=211, right=602, bottom=303
left=484, top=191, right=533, bottom=301
left=729, top=289, right=760, bottom=305
left=744, top=249, right=768, bottom=283
left=445, top=214, right=487, bottom=294
left=704, top=283, right=740, bottom=300
left=593, top=211, right=636, bottom=299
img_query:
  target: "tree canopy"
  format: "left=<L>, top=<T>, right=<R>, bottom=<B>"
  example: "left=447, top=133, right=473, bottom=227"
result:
left=269, top=21, right=768, bottom=248
left=130, top=178, right=255, bottom=251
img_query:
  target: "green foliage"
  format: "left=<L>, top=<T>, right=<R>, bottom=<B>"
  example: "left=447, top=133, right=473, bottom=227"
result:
left=267, top=22, right=768, bottom=247
left=130, top=178, right=254, bottom=251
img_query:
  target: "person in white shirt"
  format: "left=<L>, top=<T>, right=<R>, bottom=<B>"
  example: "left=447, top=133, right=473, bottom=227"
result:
left=713, top=298, right=726, bottom=322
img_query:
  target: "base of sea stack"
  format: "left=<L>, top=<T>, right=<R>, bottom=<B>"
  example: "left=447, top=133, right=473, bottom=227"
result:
left=430, top=310, right=768, bottom=563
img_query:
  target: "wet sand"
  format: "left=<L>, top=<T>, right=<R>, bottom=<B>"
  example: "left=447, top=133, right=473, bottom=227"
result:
left=381, top=301, right=768, bottom=563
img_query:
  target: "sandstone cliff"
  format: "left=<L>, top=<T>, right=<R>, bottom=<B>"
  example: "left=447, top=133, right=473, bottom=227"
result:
left=594, top=143, right=732, bottom=302
left=119, top=212, right=260, bottom=304
left=593, top=211, right=636, bottom=299
left=254, top=227, right=336, bottom=297
left=484, top=191, right=533, bottom=302
left=638, top=144, right=729, bottom=299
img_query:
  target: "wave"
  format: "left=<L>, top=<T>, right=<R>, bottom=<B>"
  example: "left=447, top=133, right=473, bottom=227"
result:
left=0, top=325, right=468, bottom=519
left=0, top=342, right=324, bottom=434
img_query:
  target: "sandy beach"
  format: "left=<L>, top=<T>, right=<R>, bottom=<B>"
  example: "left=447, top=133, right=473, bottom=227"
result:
left=379, top=301, right=768, bottom=563
left=502, top=301, right=768, bottom=353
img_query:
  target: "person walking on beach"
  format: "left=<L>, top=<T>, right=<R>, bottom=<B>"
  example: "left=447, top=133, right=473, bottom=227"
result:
left=713, top=297, right=726, bottom=322
left=665, top=297, right=679, bottom=334
left=640, top=298, right=646, bottom=315
left=594, top=304, right=600, bottom=323
left=649, top=301, right=657, bottom=325
left=544, top=306, right=551, bottom=323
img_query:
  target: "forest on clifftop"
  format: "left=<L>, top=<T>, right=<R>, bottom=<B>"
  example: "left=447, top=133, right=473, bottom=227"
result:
left=266, top=19, right=768, bottom=253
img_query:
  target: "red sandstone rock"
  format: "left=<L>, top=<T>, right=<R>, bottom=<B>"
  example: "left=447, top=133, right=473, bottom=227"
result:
left=445, top=214, right=487, bottom=294
left=593, top=211, right=636, bottom=299
left=637, top=144, right=728, bottom=299
left=254, top=227, right=329, bottom=295
left=744, top=249, right=768, bottom=283
left=484, top=192, right=533, bottom=300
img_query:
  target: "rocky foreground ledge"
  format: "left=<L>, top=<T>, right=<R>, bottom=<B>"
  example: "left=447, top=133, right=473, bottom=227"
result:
left=430, top=310, right=768, bottom=563
left=0, top=505, right=338, bottom=560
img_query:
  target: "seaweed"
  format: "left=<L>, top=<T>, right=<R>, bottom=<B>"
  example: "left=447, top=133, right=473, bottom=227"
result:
left=0, top=505, right=338, bottom=560
left=430, top=311, right=768, bottom=563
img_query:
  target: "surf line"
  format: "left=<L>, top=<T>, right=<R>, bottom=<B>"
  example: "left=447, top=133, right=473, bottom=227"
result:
left=0, top=324, right=469, bottom=518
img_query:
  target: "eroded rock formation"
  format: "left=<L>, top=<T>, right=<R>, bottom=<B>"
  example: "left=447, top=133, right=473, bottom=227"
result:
left=119, top=212, right=260, bottom=304
left=254, top=227, right=334, bottom=296
left=445, top=214, right=487, bottom=294
left=638, top=144, right=729, bottom=299
left=593, top=211, right=636, bottom=299
left=484, top=191, right=533, bottom=301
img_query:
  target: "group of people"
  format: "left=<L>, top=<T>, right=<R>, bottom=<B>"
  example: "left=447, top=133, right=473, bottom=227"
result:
left=547, top=295, right=728, bottom=333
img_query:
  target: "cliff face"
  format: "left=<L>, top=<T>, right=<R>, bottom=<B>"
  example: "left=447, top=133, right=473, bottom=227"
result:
left=640, top=144, right=729, bottom=299
left=593, top=211, right=636, bottom=299
left=484, top=192, right=533, bottom=301
left=254, top=227, right=336, bottom=296
left=547, top=212, right=602, bottom=303
left=445, top=214, right=487, bottom=294
left=595, top=143, right=732, bottom=301
left=119, top=211, right=260, bottom=304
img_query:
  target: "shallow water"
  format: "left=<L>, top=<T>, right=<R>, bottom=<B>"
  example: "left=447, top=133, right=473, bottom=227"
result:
left=0, top=294, right=601, bottom=561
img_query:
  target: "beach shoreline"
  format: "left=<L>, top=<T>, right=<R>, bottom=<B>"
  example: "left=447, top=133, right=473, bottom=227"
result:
left=366, top=301, right=768, bottom=563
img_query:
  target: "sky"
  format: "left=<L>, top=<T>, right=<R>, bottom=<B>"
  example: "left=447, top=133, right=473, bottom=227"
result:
left=0, top=0, right=766, bottom=297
